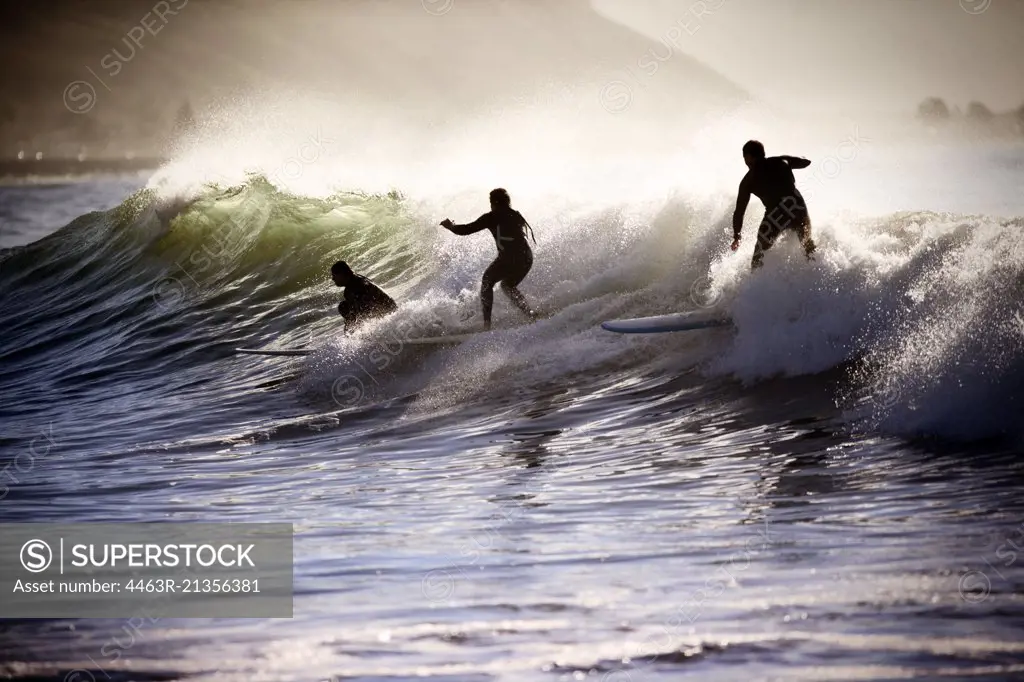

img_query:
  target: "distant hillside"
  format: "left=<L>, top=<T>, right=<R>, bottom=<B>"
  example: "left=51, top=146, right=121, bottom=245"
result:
left=0, top=0, right=747, bottom=159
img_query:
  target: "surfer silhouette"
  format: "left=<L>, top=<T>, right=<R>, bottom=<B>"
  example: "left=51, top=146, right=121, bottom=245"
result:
left=440, top=188, right=538, bottom=331
left=331, top=261, right=398, bottom=334
left=731, top=140, right=817, bottom=269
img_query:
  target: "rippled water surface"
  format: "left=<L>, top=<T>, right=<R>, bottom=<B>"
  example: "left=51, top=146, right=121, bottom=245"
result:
left=2, top=145, right=1024, bottom=681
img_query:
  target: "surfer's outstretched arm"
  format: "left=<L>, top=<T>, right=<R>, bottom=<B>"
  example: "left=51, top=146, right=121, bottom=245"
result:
left=780, top=155, right=811, bottom=170
left=731, top=177, right=751, bottom=249
left=441, top=213, right=495, bottom=236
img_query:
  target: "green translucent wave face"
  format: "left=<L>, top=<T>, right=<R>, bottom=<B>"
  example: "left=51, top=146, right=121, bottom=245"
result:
left=1, top=176, right=427, bottom=308
left=0, top=178, right=435, bottom=379
left=149, top=177, right=427, bottom=297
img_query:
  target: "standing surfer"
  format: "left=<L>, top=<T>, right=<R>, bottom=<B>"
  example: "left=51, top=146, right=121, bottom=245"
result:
left=440, top=188, right=538, bottom=331
left=731, top=140, right=817, bottom=269
left=331, top=261, right=398, bottom=334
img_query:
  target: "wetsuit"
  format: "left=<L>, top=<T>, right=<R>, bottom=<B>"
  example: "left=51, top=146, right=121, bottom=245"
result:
left=444, top=208, right=536, bottom=328
left=733, top=155, right=816, bottom=269
left=338, top=274, right=398, bottom=333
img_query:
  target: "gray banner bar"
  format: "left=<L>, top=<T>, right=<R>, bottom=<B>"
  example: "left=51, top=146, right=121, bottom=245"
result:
left=0, top=523, right=293, bottom=618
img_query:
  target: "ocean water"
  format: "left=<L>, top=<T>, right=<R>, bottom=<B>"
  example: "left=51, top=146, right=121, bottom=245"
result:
left=2, top=121, right=1024, bottom=681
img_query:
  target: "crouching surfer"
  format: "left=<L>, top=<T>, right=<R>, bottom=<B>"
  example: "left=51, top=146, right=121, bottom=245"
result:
left=331, top=261, right=398, bottom=334
left=440, top=188, right=538, bottom=331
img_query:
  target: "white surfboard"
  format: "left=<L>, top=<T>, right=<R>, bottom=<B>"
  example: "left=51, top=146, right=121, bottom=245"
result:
left=402, top=319, right=548, bottom=345
left=237, top=317, right=539, bottom=354
left=235, top=348, right=312, bottom=357
left=601, top=310, right=732, bottom=334
left=236, top=330, right=484, bottom=354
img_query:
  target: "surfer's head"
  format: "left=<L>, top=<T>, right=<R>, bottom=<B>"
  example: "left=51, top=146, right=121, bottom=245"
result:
left=489, top=188, right=511, bottom=211
left=742, top=140, right=765, bottom=169
left=331, top=261, right=353, bottom=286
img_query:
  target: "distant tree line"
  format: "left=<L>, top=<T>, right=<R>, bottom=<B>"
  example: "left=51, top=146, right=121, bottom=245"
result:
left=917, top=96, right=1024, bottom=133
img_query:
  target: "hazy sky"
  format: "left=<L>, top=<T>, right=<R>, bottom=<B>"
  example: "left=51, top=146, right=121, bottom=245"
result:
left=2, top=0, right=1023, bottom=152
left=596, top=0, right=1024, bottom=113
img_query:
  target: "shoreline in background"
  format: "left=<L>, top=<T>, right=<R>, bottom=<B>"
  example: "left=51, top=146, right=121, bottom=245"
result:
left=0, top=156, right=165, bottom=179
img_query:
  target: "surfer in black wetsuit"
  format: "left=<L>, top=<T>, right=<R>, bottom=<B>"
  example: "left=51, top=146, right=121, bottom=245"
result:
left=731, top=140, right=817, bottom=269
left=440, top=188, right=538, bottom=331
left=331, top=261, right=398, bottom=334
